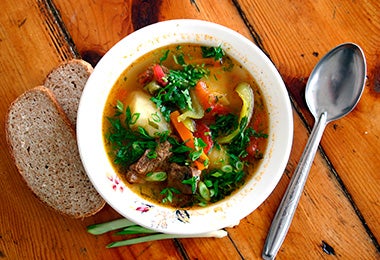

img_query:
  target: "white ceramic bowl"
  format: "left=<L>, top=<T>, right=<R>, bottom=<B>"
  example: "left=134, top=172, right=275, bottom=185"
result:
left=77, top=19, right=293, bottom=235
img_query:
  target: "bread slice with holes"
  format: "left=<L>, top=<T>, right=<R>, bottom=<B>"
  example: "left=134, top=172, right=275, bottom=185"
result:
left=44, top=59, right=93, bottom=127
left=5, top=86, right=105, bottom=218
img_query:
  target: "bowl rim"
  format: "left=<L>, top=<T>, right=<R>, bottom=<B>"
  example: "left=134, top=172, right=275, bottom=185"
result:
left=77, top=19, right=293, bottom=234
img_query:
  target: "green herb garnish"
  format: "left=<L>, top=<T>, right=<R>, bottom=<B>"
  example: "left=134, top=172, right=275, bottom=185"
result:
left=105, top=106, right=158, bottom=168
left=151, top=63, right=209, bottom=121
left=182, top=176, right=199, bottom=194
left=161, top=187, right=181, bottom=203
left=201, top=46, right=225, bottom=60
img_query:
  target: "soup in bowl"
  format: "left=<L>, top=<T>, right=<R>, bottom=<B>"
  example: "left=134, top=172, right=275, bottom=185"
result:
left=77, top=19, right=293, bottom=235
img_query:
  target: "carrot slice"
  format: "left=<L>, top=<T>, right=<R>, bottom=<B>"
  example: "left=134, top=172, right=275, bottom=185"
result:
left=194, top=81, right=211, bottom=109
left=170, top=110, right=208, bottom=170
left=170, top=111, right=195, bottom=146
left=194, top=81, right=229, bottom=116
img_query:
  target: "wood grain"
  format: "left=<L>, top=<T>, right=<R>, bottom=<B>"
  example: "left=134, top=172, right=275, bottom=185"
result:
left=236, top=0, right=380, bottom=242
left=0, top=0, right=379, bottom=259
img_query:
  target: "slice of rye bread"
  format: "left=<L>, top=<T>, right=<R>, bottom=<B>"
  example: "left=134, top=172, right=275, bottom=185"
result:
left=44, top=59, right=93, bottom=127
left=5, top=86, right=105, bottom=218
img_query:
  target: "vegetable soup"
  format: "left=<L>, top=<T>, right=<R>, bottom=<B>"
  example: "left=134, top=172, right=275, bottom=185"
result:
left=103, top=44, right=269, bottom=208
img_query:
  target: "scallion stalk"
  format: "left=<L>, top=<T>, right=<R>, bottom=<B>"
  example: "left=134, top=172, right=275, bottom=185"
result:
left=107, top=229, right=228, bottom=248
left=88, top=218, right=228, bottom=248
left=87, top=218, right=135, bottom=235
left=116, top=225, right=158, bottom=235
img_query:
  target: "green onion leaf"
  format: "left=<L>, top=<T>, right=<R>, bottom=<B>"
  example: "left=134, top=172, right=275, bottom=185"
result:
left=87, top=218, right=135, bottom=235
left=145, top=171, right=167, bottom=182
left=115, top=225, right=158, bottom=235
left=107, top=230, right=227, bottom=248
left=198, top=181, right=210, bottom=201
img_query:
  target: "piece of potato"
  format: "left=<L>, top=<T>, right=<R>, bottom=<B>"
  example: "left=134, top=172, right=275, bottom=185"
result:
left=125, top=91, right=171, bottom=136
left=207, top=145, right=230, bottom=169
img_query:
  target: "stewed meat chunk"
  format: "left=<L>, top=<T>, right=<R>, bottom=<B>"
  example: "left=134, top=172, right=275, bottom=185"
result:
left=167, top=163, right=201, bottom=194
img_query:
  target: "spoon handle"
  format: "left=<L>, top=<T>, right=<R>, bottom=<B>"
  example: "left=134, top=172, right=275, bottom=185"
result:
left=262, top=112, right=328, bottom=260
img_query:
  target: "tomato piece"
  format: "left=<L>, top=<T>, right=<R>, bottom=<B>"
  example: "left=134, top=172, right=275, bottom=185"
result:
left=246, top=136, right=265, bottom=160
left=152, top=64, right=167, bottom=86
left=246, top=137, right=259, bottom=157
left=194, top=122, right=213, bottom=154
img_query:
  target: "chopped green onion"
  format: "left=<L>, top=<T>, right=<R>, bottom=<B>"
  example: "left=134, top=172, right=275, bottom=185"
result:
left=145, top=171, right=167, bottom=182
left=146, top=150, right=157, bottom=159
left=235, top=161, right=244, bottom=171
left=211, top=171, right=223, bottom=178
left=221, top=165, right=233, bottom=173
left=116, top=100, right=124, bottom=113
left=204, top=179, right=213, bottom=187
left=199, top=181, right=210, bottom=201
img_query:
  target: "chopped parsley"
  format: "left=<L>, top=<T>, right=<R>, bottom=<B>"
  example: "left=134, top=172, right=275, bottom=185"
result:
left=105, top=106, right=158, bottom=168
left=151, top=63, right=209, bottom=121
left=201, top=46, right=225, bottom=60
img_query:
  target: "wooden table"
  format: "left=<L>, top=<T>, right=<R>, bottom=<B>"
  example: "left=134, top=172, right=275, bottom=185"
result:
left=1, top=1, right=379, bottom=259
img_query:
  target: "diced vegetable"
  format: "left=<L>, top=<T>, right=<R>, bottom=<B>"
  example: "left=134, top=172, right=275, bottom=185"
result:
left=194, top=81, right=212, bottom=110
left=170, top=110, right=209, bottom=170
left=152, top=64, right=167, bottom=86
left=194, top=122, right=213, bottom=154
left=194, top=81, right=230, bottom=117
left=144, top=81, right=161, bottom=95
left=177, top=90, right=205, bottom=122
left=207, top=145, right=229, bottom=169
left=151, top=63, right=209, bottom=121
left=125, top=91, right=171, bottom=137
left=217, top=82, right=254, bottom=144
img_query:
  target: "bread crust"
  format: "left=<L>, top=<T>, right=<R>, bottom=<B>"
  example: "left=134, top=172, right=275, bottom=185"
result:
left=44, top=59, right=94, bottom=127
left=5, top=85, right=105, bottom=218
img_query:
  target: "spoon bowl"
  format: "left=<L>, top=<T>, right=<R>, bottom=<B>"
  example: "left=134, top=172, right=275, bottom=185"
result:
left=306, top=43, right=366, bottom=122
left=263, top=43, right=366, bottom=260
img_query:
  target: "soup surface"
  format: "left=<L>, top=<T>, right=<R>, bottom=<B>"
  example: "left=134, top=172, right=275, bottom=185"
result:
left=103, top=44, right=269, bottom=208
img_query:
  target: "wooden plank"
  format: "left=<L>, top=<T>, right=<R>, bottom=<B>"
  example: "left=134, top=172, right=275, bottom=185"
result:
left=236, top=0, right=380, bottom=243
left=1, top=0, right=378, bottom=259
left=52, top=0, right=254, bottom=66
left=0, top=0, right=76, bottom=98
left=0, top=1, right=179, bottom=259
left=0, top=0, right=82, bottom=259
left=52, top=0, right=379, bottom=258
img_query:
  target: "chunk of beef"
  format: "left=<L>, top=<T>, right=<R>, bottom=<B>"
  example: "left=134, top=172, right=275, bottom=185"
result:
left=130, top=141, right=172, bottom=174
left=167, top=163, right=201, bottom=194
left=126, top=141, right=172, bottom=184
left=138, top=66, right=154, bottom=85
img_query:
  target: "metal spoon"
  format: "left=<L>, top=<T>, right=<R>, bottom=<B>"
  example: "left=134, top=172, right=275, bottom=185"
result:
left=262, top=43, right=366, bottom=260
